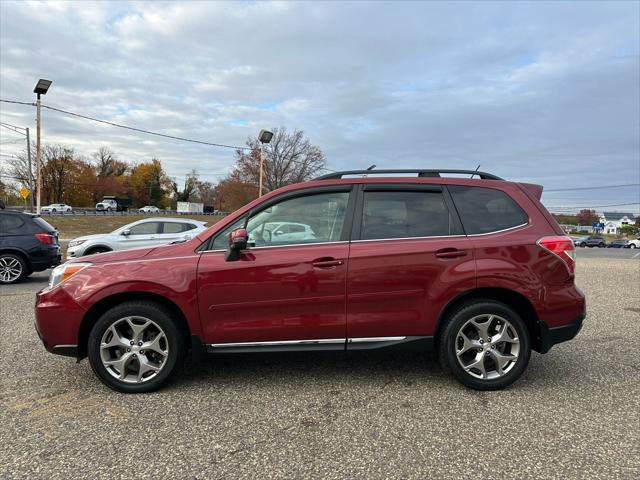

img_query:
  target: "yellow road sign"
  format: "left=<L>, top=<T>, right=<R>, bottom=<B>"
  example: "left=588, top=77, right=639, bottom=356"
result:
left=20, top=186, right=29, bottom=199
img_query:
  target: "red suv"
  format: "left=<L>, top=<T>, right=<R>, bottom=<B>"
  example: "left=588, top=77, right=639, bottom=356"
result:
left=35, top=169, right=585, bottom=392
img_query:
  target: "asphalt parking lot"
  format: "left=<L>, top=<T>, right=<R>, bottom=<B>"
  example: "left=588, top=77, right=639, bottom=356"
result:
left=1, top=256, right=639, bottom=479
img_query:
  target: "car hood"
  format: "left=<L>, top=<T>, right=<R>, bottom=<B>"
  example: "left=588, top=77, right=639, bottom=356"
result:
left=70, top=233, right=116, bottom=243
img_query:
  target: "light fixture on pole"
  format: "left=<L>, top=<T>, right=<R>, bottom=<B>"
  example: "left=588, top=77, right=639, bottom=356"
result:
left=257, top=129, right=273, bottom=197
left=33, top=79, right=52, bottom=215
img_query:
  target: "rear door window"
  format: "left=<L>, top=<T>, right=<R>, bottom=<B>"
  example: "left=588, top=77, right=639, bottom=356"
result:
left=129, top=222, right=161, bottom=235
left=162, top=222, right=188, bottom=234
left=448, top=185, right=528, bottom=234
left=360, top=190, right=452, bottom=240
left=0, top=214, right=27, bottom=234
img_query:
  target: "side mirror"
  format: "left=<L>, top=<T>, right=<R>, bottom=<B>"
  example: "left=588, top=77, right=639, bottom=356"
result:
left=121, top=229, right=131, bottom=236
left=224, top=228, right=248, bottom=262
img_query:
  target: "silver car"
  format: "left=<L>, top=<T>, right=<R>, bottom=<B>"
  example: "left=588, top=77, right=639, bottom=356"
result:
left=66, top=218, right=207, bottom=258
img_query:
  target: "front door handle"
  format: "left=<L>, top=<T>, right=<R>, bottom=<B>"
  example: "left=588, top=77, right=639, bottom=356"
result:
left=435, top=248, right=467, bottom=259
left=312, top=257, right=344, bottom=268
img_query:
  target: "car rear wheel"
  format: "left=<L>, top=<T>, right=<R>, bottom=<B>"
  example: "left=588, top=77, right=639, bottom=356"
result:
left=86, top=247, right=111, bottom=255
left=88, top=301, right=186, bottom=393
left=438, top=300, right=531, bottom=390
left=0, top=253, right=27, bottom=284
left=599, top=243, right=605, bottom=248
left=580, top=242, right=586, bottom=247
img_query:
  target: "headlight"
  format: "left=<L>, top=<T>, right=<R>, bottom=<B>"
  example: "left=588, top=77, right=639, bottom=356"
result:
left=48, top=262, right=91, bottom=290
left=68, top=239, right=86, bottom=248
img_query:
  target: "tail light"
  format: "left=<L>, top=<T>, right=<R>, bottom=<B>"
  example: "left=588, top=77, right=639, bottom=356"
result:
left=34, top=233, right=55, bottom=245
left=537, top=236, right=576, bottom=274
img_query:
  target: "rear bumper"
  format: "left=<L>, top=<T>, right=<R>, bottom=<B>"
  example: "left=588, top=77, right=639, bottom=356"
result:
left=538, top=313, right=585, bottom=354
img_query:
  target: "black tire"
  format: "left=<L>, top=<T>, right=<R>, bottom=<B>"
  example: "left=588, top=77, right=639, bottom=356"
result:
left=0, top=253, right=28, bottom=284
left=438, top=300, right=531, bottom=390
left=599, top=243, right=605, bottom=248
left=580, top=242, right=586, bottom=247
left=85, top=247, right=111, bottom=255
left=87, top=301, right=186, bottom=393
left=630, top=244, right=637, bottom=249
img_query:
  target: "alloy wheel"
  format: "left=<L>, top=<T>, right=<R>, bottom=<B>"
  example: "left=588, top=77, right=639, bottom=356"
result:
left=455, top=314, right=520, bottom=380
left=99, top=316, right=169, bottom=384
left=0, top=256, right=23, bottom=283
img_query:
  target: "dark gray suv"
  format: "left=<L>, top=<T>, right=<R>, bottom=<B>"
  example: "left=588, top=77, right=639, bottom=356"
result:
left=577, top=236, right=607, bottom=248
left=0, top=211, right=61, bottom=284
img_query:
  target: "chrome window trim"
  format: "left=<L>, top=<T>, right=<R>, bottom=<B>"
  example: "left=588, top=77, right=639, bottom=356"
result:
left=351, top=222, right=530, bottom=243
left=466, top=222, right=529, bottom=236
left=351, top=235, right=466, bottom=243
left=199, top=240, right=349, bottom=254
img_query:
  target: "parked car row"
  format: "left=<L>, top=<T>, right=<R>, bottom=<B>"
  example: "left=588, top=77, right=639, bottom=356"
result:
left=572, top=235, right=639, bottom=248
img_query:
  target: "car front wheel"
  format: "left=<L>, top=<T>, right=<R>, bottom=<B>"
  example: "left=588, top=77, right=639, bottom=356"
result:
left=88, top=301, right=186, bottom=393
left=438, top=300, right=531, bottom=390
left=0, top=253, right=27, bottom=284
left=630, top=244, right=637, bottom=249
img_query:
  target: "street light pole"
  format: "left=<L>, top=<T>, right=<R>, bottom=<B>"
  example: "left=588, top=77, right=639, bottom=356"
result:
left=33, top=79, right=52, bottom=215
left=259, top=143, right=265, bottom=197
left=35, top=95, right=41, bottom=214
left=257, top=129, right=273, bottom=197
left=26, top=127, right=33, bottom=213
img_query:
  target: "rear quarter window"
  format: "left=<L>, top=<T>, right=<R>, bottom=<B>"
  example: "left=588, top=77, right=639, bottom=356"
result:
left=449, top=185, right=528, bottom=235
left=32, top=217, right=56, bottom=233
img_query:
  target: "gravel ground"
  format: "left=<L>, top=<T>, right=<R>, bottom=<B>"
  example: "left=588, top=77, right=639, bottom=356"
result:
left=1, top=258, right=639, bottom=479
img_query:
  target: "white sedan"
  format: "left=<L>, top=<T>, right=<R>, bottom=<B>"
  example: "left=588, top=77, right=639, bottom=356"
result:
left=67, top=218, right=207, bottom=259
left=249, top=222, right=316, bottom=244
left=41, top=203, right=73, bottom=213
left=139, top=205, right=160, bottom=213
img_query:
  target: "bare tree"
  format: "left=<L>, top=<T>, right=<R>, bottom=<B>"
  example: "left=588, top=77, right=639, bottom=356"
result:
left=9, top=147, right=34, bottom=186
left=93, top=146, right=127, bottom=177
left=232, top=127, right=327, bottom=193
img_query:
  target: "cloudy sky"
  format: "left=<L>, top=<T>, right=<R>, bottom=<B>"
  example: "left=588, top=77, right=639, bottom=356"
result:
left=1, top=0, right=638, bottom=212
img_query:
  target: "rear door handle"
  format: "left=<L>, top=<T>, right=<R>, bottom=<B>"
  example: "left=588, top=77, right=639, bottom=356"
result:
left=312, top=257, right=344, bottom=268
left=435, top=248, right=467, bottom=259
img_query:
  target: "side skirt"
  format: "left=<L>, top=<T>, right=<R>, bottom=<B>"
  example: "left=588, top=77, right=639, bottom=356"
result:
left=203, top=336, right=434, bottom=355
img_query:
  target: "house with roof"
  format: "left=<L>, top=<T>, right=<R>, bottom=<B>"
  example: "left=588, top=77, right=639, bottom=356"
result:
left=599, top=212, right=636, bottom=234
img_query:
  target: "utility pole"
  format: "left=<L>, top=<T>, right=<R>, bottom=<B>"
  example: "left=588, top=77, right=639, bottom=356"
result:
left=26, top=127, right=33, bottom=213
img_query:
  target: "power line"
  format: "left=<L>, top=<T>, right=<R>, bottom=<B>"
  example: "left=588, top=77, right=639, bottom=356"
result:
left=1, top=98, right=249, bottom=150
left=544, top=202, right=639, bottom=210
left=545, top=183, right=640, bottom=192
left=0, top=99, right=34, bottom=106
left=0, top=122, right=28, bottom=136
left=50, top=103, right=251, bottom=151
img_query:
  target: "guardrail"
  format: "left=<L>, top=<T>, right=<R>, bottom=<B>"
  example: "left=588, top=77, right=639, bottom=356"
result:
left=36, top=209, right=227, bottom=216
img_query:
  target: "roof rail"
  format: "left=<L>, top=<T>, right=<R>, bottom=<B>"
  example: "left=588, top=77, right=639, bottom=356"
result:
left=314, top=169, right=504, bottom=181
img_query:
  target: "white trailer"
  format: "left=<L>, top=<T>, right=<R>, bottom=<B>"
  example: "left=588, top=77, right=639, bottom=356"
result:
left=177, top=202, right=204, bottom=213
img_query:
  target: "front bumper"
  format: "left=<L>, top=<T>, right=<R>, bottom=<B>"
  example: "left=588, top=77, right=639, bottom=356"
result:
left=538, top=313, right=585, bottom=354
left=35, top=285, right=86, bottom=358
